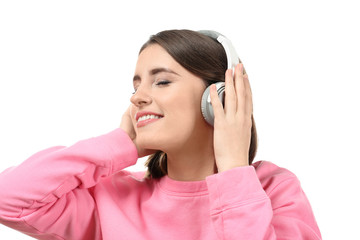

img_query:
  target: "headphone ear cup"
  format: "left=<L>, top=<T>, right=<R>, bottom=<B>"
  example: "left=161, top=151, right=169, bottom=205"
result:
left=201, top=82, right=225, bottom=126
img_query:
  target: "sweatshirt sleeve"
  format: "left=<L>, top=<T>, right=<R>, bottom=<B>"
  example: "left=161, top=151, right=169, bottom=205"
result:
left=0, top=128, right=138, bottom=240
left=205, top=162, right=322, bottom=240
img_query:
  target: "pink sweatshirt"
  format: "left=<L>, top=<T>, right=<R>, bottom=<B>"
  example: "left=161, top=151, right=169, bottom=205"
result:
left=0, top=129, right=321, bottom=240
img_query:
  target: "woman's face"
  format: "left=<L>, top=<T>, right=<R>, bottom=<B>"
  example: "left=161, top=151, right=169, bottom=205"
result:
left=130, top=44, right=212, bottom=152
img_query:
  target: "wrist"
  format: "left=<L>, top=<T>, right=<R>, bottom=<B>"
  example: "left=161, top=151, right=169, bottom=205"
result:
left=216, top=159, right=249, bottom=173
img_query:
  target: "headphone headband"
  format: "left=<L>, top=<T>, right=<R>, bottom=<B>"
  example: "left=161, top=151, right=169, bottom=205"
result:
left=198, top=30, right=241, bottom=126
left=197, top=30, right=240, bottom=70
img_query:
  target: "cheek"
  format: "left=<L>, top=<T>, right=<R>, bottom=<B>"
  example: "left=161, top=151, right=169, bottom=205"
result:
left=162, top=91, right=203, bottom=128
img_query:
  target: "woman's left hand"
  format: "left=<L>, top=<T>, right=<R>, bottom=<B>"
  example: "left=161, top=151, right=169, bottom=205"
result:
left=209, top=63, right=253, bottom=172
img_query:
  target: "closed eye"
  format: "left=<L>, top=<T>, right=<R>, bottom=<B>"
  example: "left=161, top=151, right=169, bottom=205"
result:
left=132, top=85, right=139, bottom=94
left=132, top=80, right=170, bottom=94
left=156, top=80, right=171, bottom=86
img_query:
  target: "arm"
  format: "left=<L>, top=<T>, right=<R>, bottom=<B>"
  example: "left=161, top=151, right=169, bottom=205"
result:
left=0, top=128, right=138, bottom=239
left=209, top=64, right=321, bottom=239
left=206, top=163, right=322, bottom=239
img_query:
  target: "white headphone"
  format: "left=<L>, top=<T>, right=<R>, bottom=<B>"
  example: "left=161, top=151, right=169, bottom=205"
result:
left=198, top=30, right=240, bottom=126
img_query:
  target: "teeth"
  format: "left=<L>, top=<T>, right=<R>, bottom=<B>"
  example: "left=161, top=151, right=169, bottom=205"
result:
left=137, top=115, right=161, bottom=122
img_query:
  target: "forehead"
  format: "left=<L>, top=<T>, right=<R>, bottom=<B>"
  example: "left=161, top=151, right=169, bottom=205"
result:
left=135, top=44, right=182, bottom=74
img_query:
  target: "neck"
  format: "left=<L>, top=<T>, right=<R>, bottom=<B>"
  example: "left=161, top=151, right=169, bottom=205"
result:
left=165, top=133, right=216, bottom=181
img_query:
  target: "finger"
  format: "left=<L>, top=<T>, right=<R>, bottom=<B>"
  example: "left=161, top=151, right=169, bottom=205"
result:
left=243, top=73, right=254, bottom=117
left=120, top=105, right=137, bottom=139
left=234, top=63, right=246, bottom=113
left=224, top=68, right=237, bottom=115
left=209, top=84, right=225, bottom=121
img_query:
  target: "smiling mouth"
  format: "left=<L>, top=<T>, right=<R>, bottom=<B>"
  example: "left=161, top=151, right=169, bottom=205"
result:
left=136, top=114, right=163, bottom=128
left=137, top=114, right=162, bottom=123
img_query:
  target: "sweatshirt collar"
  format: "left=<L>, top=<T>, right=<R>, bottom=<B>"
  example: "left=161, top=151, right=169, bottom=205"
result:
left=157, top=175, right=208, bottom=196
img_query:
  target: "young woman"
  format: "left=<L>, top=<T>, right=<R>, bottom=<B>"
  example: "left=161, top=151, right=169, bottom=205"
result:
left=0, top=30, right=322, bottom=239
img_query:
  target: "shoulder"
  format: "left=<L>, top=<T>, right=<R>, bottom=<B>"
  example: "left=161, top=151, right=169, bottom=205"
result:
left=111, top=170, right=148, bottom=184
left=252, top=160, right=297, bottom=180
left=251, top=161, right=300, bottom=195
left=94, top=170, right=148, bottom=187
left=93, top=170, right=156, bottom=199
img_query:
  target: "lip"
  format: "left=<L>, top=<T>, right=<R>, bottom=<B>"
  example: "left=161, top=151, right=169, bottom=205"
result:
left=135, top=111, right=164, bottom=128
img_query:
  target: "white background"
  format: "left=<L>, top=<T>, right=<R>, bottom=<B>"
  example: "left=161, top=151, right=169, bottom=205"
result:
left=0, top=0, right=359, bottom=239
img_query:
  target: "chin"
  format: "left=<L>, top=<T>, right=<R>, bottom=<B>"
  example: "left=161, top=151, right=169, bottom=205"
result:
left=136, top=135, right=164, bottom=151
left=135, top=118, right=201, bottom=152
left=136, top=132, right=187, bottom=153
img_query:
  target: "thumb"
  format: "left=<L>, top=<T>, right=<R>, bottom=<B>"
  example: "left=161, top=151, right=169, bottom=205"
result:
left=120, top=106, right=136, bottom=140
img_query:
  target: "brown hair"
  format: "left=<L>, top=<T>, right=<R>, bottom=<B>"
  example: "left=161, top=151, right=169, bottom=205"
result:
left=140, top=29, right=257, bottom=179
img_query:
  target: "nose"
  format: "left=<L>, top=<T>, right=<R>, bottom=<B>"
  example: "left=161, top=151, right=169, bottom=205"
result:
left=130, top=85, right=152, bottom=107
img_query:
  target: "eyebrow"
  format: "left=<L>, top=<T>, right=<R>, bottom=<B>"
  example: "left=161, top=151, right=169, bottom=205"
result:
left=133, top=68, right=180, bottom=82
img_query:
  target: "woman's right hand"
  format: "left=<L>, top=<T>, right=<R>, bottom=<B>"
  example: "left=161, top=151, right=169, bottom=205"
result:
left=119, top=106, right=155, bottom=158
